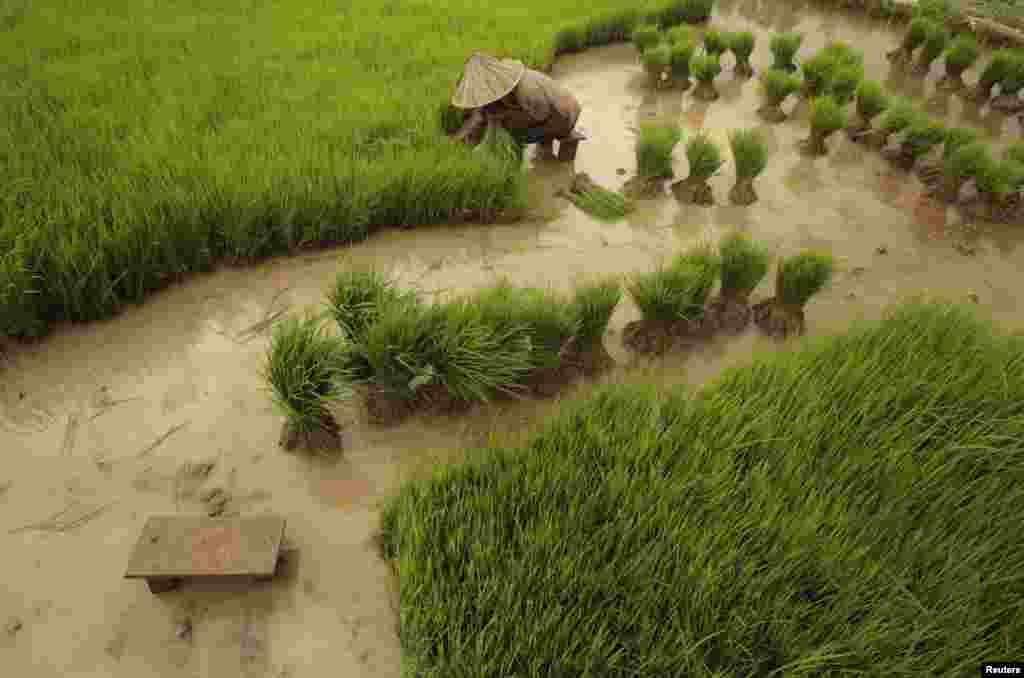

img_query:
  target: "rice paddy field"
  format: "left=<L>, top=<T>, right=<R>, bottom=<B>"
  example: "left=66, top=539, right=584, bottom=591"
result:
left=2, top=0, right=1024, bottom=676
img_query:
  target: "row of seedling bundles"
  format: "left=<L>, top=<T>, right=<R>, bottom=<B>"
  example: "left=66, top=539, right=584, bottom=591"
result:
left=634, top=23, right=757, bottom=100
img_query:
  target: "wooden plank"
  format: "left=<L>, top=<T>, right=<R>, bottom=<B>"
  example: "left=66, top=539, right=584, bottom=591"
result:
left=125, top=515, right=285, bottom=579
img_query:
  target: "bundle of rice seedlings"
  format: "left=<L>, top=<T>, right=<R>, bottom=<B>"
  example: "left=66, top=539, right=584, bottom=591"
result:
left=667, top=24, right=694, bottom=45
left=566, top=278, right=622, bottom=372
left=800, top=52, right=839, bottom=98
left=887, top=17, right=933, bottom=62
left=973, top=159, right=1020, bottom=218
left=829, top=65, right=862, bottom=106
left=991, top=55, right=1024, bottom=112
left=913, top=0, right=954, bottom=21
left=327, top=268, right=416, bottom=343
left=728, top=129, right=768, bottom=205
left=633, top=24, right=663, bottom=52
left=801, top=96, right=847, bottom=156
left=728, top=31, right=756, bottom=77
left=758, top=68, right=802, bottom=122
left=673, top=133, right=723, bottom=204
left=973, top=49, right=1019, bottom=101
left=636, top=121, right=683, bottom=179
left=264, top=313, right=350, bottom=452
left=677, top=0, right=715, bottom=24
left=918, top=125, right=978, bottom=183
left=481, top=123, right=525, bottom=166
left=703, top=28, right=728, bottom=57
left=863, top=97, right=918, bottom=149
left=770, top=32, right=803, bottom=72
left=847, top=80, right=889, bottom=139
left=641, top=43, right=673, bottom=86
left=891, top=118, right=946, bottom=170
left=1006, top=142, right=1024, bottom=165
left=753, top=251, right=835, bottom=338
left=706, top=231, right=771, bottom=333
left=562, top=172, right=636, bottom=222
left=690, top=52, right=722, bottom=100
left=935, top=141, right=991, bottom=203
left=913, top=23, right=950, bottom=75
left=938, top=34, right=980, bottom=89
left=670, top=40, right=697, bottom=88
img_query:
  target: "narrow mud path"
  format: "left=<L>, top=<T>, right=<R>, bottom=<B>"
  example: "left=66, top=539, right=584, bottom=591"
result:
left=2, top=3, right=1022, bottom=676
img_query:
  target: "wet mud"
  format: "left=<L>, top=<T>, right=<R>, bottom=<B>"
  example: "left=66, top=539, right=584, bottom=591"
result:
left=3, top=2, right=1024, bottom=676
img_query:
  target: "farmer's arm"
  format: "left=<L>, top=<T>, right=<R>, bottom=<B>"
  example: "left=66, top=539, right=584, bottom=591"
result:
left=452, top=109, right=487, bottom=144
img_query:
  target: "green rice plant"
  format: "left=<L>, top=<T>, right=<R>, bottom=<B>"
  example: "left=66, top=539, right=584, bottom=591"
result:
left=690, top=52, right=722, bottom=100
left=996, top=55, right=1024, bottom=97
left=866, top=97, right=919, bottom=148
left=633, top=24, right=663, bottom=52
left=439, top=103, right=468, bottom=135
left=915, top=23, right=951, bottom=73
left=728, top=30, right=756, bottom=77
left=975, top=49, right=1020, bottom=99
left=754, top=250, right=834, bottom=336
left=554, top=8, right=642, bottom=53
left=674, top=133, right=723, bottom=204
left=565, top=177, right=636, bottom=222
left=666, top=24, right=695, bottom=45
left=326, top=268, right=416, bottom=342
left=758, top=68, right=802, bottom=121
left=263, top=313, right=350, bottom=448
left=1006, top=142, right=1024, bottom=165
left=703, top=28, right=728, bottom=56
left=770, top=31, right=803, bottom=72
left=850, top=80, right=889, bottom=135
left=800, top=53, right=839, bottom=98
left=469, top=281, right=575, bottom=371
left=941, top=126, right=980, bottom=163
left=938, top=141, right=992, bottom=202
left=641, top=43, right=673, bottom=84
left=717, top=231, right=770, bottom=301
left=568, top=278, right=622, bottom=350
left=728, top=129, right=768, bottom=205
left=896, top=119, right=947, bottom=166
left=941, top=34, right=981, bottom=83
left=627, top=245, right=720, bottom=323
left=889, top=17, right=934, bottom=61
left=669, top=40, right=697, bottom=85
left=481, top=123, right=525, bottom=166
left=820, top=41, right=864, bottom=71
left=829, top=65, right=862, bottom=106
left=803, top=96, right=847, bottom=155
left=636, top=121, right=684, bottom=179
left=973, top=158, right=1016, bottom=208
left=914, top=0, right=954, bottom=21
left=660, top=0, right=715, bottom=25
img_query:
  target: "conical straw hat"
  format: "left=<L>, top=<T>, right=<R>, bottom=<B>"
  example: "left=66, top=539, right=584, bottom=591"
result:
left=451, top=52, right=526, bottom=109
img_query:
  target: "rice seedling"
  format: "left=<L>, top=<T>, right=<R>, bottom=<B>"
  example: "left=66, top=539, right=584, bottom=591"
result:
left=887, top=17, right=933, bottom=62
left=553, top=8, right=642, bottom=53
left=671, top=0, right=715, bottom=24
left=829, top=65, right=862, bottom=106
left=728, top=129, right=768, bottom=205
left=641, top=43, right=673, bottom=86
left=918, top=125, right=979, bottom=184
left=263, top=313, right=350, bottom=452
left=627, top=245, right=720, bottom=324
left=383, top=300, right=1024, bottom=678
left=481, top=124, right=525, bottom=167
left=728, top=31, right=756, bottom=77
left=893, top=118, right=946, bottom=169
left=770, top=31, right=803, bottom=72
left=802, top=96, right=847, bottom=156
left=864, top=97, right=919, bottom=149
left=633, top=24, right=663, bottom=53
left=991, top=55, right=1024, bottom=111
left=562, top=173, right=635, bottom=222
left=1006, top=142, right=1024, bottom=165
left=848, top=80, right=889, bottom=138
left=914, top=0, right=955, bottom=21
left=800, top=52, right=839, bottom=98
left=327, top=268, right=416, bottom=343
left=757, top=68, right=802, bottom=122
left=973, top=49, right=1020, bottom=101
left=669, top=40, right=697, bottom=88
left=914, top=23, right=950, bottom=75
left=939, top=34, right=981, bottom=88
left=673, top=133, right=723, bottom=204
left=636, top=121, right=684, bottom=179
left=937, top=141, right=992, bottom=203
left=703, top=28, right=729, bottom=57
left=706, top=231, right=770, bottom=332
left=666, top=24, right=695, bottom=45
left=973, top=159, right=1019, bottom=216
left=567, top=278, right=622, bottom=371
left=753, top=250, right=834, bottom=337
left=690, top=52, right=723, bottom=100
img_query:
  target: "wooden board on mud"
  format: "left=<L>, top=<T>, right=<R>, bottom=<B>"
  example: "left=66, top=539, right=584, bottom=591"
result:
left=125, top=515, right=285, bottom=592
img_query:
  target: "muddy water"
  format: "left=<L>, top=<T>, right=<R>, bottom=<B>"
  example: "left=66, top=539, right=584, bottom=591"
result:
left=2, top=5, right=1024, bottom=677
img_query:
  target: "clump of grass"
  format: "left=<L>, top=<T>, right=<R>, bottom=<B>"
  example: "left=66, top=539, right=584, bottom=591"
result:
left=703, top=28, right=728, bottom=56
left=770, top=31, right=802, bottom=72
left=895, top=118, right=947, bottom=169
left=481, top=124, right=525, bottom=166
left=914, top=23, right=950, bottom=75
left=728, top=31, right=756, bottom=77
left=264, top=313, right=350, bottom=452
left=974, top=49, right=1020, bottom=101
left=940, top=34, right=980, bottom=86
left=633, top=24, right=663, bottom=52
left=888, top=17, right=933, bottom=62
left=753, top=251, right=834, bottom=337
left=627, top=245, right=720, bottom=324
left=690, top=52, right=722, bottom=100
left=567, top=278, right=622, bottom=366
left=758, top=68, right=802, bottom=122
left=829, top=65, right=862, bottom=106
left=802, top=96, right=847, bottom=156
left=864, top=97, right=919, bottom=149
left=937, top=141, right=992, bottom=203
left=728, top=129, right=768, bottom=205
left=674, top=133, right=723, bottom=204
left=327, top=268, right=415, bottom=342
left=848, top=80, right=890, bottom=137
left=707, top=231, right=770, bottom=332
left=641, top=43, right=673, bottom=85
left=669, top=40, right=697, bottom=87
left=637, top=121, right=683, bottom=179
left=564, top=173, right=636, bottom=222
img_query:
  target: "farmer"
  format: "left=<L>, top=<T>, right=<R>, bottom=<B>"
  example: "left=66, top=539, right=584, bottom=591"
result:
left=450, top=52, right=583, bottom=157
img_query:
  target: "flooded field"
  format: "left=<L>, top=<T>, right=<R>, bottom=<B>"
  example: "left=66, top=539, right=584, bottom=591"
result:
left=2, top=2, right=1023, bottom=676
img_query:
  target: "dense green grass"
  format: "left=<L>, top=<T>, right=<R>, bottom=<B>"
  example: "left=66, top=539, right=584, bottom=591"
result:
left=381, top=301, right=1024, bottom=677
left=0, top=0, right=714, bottom=340
left=627, top=245, right=720, bottom=323
left=636, top=122, right=684, bottom=178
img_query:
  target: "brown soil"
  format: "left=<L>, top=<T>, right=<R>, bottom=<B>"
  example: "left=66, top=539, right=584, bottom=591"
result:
left=861, top=128, right=893, bottom=150
left=279, top=416, right=343, bottom=453
left=729, top=178, right=759, bottom=205
left=672, top=177, right=715, bottom=205
left=911, top=57, right=936, bottom=76
left=882, top=145, right=918, bottom=171
left=936, top=66, right=967, bottom=91
left=800, top=130, right=830, bottom=156
left=961, top=193, right=1023, bottom=224
left=622, top=175, right=666, bottom=199
left=622, top=315, right=714, bottom=355
left=757, top=103, right=788, bottom=123
left=706, top=295, right=754, bottom=334
left=990, top=94, right=1024, bottom=113
left=916, top=162, right=943, bottom=186
left=735, top=63, right=755, bottom=78
left=972, top=83, right=996, bottom=102
left=931, top=175, right=966, bottom=203
left=885, top=47, right=911, bottom=62
left=752, top=299, right=807, bottom=338
left=693, top=80, right=720, bottom=101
